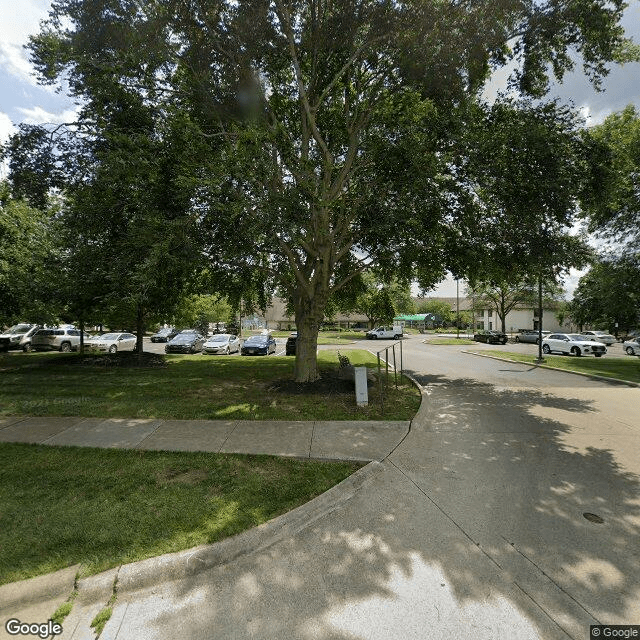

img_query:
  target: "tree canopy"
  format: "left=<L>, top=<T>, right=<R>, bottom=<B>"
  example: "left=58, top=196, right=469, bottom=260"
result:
left=569, top=256, right=640, bottom=334
left=6, top=0, right=633, bottom=379
left=582, top=104, right=640, bottom=255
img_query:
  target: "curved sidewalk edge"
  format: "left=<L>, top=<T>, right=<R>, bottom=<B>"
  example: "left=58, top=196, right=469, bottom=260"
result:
left=462, top=350, right=640, bottom=387
left=1, top=460, right=386, bottom=615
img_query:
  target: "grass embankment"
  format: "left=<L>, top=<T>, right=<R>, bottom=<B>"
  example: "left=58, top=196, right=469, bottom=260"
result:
left=0, top=443, right=360, bottom=584
left=0, top=350, right=420, bottom=420
left=489, top=351, right=640, bottom=384
left=269, top=330, right=365, bottom=343
left=425, top=338, right=475, bottom=345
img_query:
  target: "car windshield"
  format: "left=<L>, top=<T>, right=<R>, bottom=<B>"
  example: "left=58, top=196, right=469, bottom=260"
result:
left=208, top=335, right=229, bottom=342
left=173, top=334, right=194, bottom=342
left=568, top=334, right=589, bottom=341
left=7, top=324, right=31, bottom=334
left=245, top=336, right=267, bottom=344
left=98, top=333, right=119, bottom=340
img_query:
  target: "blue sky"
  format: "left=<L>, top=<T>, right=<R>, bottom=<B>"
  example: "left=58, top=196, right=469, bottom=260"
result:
left=1, top=0, right=639, bottom=296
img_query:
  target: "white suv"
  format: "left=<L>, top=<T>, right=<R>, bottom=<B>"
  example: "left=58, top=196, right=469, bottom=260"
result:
left=542, top=333, right=607, bottom=357
left=31, top=327, right=82, bottom=352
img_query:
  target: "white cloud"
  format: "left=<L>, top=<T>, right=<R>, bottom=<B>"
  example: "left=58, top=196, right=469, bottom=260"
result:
left=16, top=105, right=78, bottom=125
left=0, top=42, right=38, bottom=85
left=0, top=111, right=16, bottom=143
left=0, top=0, right=49, bottom=47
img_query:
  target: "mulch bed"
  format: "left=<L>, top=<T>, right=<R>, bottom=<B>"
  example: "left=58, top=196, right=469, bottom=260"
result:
left=49, top=352, right=167, bottom=368
left=268, top=368, right=355, bottom=395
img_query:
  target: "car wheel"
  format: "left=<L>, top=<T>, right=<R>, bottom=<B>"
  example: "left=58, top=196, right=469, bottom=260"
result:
left=502, top=339, right=507, bottom=345
left=60, top=342, right=71, bottom=353
left=625, top=346, right=636, bottom=355
left=535, top=338, right=540, bottom=345
left=22, top=343, right=32, bottom=352
left=109, top=345, right=117, bottom=354
left=515, top=336, right=520, bottom=343
left=570, top=346, right=581, bottom=357
left=542, top=344, right=551, bottom=354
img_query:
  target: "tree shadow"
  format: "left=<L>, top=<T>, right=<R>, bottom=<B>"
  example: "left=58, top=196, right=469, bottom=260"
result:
left=109, top=373, right=639, bottom=639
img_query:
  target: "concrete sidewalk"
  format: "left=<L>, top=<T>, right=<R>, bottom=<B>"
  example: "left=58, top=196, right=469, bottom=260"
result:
left=0, top=416, right=410, bottom=462
left=0, top=415, right=410, bottom=640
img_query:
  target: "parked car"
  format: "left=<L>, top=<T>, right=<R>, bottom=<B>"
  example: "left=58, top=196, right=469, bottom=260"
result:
left=473, top=330, right=508, bottom=345
left=580, top=330, right=616, bottom=346
left=202, top=334, right=240, bottom=355
left=165, top=330, right=206, bottom=354
left=515, top=330, right=551, bottom=344
left=0, top=323, right=41, bottom=352
left=85, top=332, right=137, bottom=353
left=285, top=332, right=297, bottom=356
left=31, top=327, right=83, bottom=352
left=150, top=327, right=178, bottom=343
left=622, top=337, right=640, bottom=356
left=241, top=334, right=277, bottom=356
left=542, top=333, right=606, bottom=357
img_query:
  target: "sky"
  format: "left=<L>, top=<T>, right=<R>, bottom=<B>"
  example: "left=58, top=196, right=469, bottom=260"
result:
left=1, top=0, right=639, bottom=298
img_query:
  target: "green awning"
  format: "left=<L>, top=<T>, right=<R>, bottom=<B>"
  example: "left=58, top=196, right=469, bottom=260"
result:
left=394, top=314, right=431, bottom=321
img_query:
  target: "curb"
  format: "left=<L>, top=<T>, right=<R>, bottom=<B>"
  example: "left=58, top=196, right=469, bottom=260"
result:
left=0, top=564, right=80, bottom=615
left=462, top=350, right=640, bottom=388
left=29, top=460, right=386, bottom=607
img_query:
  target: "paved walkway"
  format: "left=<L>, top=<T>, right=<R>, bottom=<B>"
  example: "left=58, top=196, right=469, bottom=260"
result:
left=2, top=349, right=638, bottom=640
left=0, top=416, right=410, bottom=462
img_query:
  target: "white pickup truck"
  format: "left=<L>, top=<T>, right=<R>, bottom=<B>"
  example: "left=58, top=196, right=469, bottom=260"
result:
left=365, top=324, right=404, bottom=340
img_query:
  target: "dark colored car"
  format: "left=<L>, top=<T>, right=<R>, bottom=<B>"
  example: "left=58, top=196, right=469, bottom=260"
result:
left=241, top=334, right=277, bottom=356
left=150, top=327, right=178, bottom=343
left=164, top=330, right=206, bottom=354
left=473, top=330, right=508, bottom=345
left=285, top=332, right=297, bottom=356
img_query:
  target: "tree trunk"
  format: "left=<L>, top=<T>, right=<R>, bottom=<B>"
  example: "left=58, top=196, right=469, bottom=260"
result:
left=293, top=293, right=327, bottom=382
left=79, top=317, right=85, bottom=355
left=136, top=303, right=145, bottom=364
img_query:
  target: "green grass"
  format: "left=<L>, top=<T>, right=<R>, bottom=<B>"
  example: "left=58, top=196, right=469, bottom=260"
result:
left=0, top=443, right=361, bottom=584
left=425, top=338, right=475, bottom=345
left=269, top=330, right=365, bottom=343
left=489, top=351, right=640, bottom=384
left=0, top=350, right=420, bottom=421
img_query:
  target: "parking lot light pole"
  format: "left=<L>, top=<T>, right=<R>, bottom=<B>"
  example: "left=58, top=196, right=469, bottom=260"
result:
left=456, top=278, right=460, bottom=339
left=535, top=274, right=545, bottom=364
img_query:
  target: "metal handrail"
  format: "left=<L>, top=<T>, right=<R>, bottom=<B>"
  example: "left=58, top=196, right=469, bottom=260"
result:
left=372, top=340, right=403, bottom=412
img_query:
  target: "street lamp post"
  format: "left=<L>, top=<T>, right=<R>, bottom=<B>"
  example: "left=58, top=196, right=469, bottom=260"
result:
left=456, top=278, right=460, bottom=339
left=536, top=274, right=544, bottom=363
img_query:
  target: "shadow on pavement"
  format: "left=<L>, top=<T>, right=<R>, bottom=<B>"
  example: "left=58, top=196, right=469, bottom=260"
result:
left=106, top=373, right=639, bottom=639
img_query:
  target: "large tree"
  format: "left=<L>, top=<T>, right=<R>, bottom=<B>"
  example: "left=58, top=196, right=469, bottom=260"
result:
left=582, top=105, right=640, bottom=254
left=25, top=0, right=633, bottom=380
left=0, top=181, right=60, bottom=326
left=569, top=257, right=640, bottom=334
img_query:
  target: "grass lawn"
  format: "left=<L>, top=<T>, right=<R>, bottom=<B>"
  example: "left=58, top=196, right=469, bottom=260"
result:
left=425, top=338, right=476, bottom=345
left=0, top=443, right=360, bottom=584
left=489, top=351, right=640, bottom=384
left=0, top=350, right=420, bottom=420
left=269, top=330, right=365, bottom=343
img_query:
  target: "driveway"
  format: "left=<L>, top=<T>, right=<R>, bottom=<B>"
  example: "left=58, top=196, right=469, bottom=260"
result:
left=51, top=338, right=640, bottom=639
